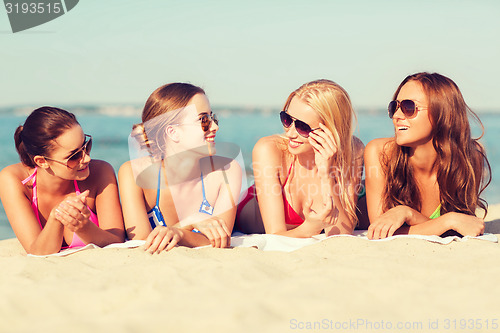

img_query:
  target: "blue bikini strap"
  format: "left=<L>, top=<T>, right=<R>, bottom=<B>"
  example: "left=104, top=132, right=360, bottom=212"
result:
left=200, top=171, right=207, bottom=200
left=155, top=165, right=162, bottom=206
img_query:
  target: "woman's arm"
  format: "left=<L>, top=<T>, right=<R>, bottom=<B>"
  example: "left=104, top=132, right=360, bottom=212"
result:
left=118, top=160, right=152, bottom=240
left=209, top=159, right=242, bottom=233
left=252, top=136, right=295, bottom=235
left=0, top=165, right=64, bottom=255
left=396, top=212, right=484, bottom=237
left=365, top=139, right=428, bottom=239
left=364, top=138, right=390, bottom=222
left=67, top=160, right=125, bottom=246
left=175, top=159, right=243, bottom=248
left=253, top=135, right=335, bottom=238
left=364, top=139, right=482, bottom=239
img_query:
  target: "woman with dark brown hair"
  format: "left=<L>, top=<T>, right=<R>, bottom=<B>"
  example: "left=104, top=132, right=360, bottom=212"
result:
left=0, top=107, right=125, bottom=254
left=365, top=72, right=491, bottom=239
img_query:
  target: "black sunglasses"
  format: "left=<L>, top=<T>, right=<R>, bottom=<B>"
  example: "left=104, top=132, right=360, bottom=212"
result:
left=280, top=111, right=319, bottom=138
left=388, top=99, right=427, bottom=119
left=44, top=134, right=92, bottom=169
left=199, top=113, right=218, bottom=132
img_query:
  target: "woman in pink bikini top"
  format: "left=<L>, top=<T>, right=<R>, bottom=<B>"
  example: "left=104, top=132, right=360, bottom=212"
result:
left=236, top=80, right=365, bottom=237
left=0, top=106, right=125, bottom=255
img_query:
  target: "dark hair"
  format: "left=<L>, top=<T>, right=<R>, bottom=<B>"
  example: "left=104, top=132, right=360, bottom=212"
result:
left=382, top=72, right=491, bottom=216
left=14, top=106, right=79, bottom=168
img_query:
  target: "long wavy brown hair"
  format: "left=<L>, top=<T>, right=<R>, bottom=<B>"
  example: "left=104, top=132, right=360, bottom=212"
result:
left=382, top=72, right=491, bottom=217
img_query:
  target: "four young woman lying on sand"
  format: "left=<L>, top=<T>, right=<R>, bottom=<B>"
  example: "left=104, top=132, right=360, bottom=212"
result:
left=0, top=72, right=491, bottom=254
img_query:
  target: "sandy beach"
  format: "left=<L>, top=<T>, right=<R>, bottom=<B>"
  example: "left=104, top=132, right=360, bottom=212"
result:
left=1, top=207, right=500, bottom=333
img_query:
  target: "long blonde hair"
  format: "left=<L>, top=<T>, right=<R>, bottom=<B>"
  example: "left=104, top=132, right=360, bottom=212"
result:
left=283, top=79, right=358, bottom=223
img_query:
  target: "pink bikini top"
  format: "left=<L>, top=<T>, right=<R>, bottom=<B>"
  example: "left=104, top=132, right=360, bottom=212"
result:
left=235, top=161, right=304, bottom=226
left=282, top=162, right=304, bottom=226
left=22, top=168, right=99, bottom=248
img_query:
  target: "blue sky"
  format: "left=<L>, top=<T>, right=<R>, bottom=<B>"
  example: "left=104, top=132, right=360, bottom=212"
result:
left=1, top=0, right=499, bottom=110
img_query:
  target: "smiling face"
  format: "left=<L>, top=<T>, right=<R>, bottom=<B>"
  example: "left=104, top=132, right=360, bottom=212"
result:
left=175, top=93, right=219, bottom=153
left=284, top=96, right=322, bottom=155
left=44, top=125, right=91, bottom=180
left=393, top=80, right=433, bottom=147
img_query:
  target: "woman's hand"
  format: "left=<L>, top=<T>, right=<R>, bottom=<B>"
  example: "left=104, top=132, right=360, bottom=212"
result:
left=191, top=217, right=231, bottom=248
left=446, top=212, right=485, bottom=237
left=308, top=123, right=337, bottom=177
left=367, top=206, right=412, bottom=239
left=303, top=195, right=340, bottom=233
left=144, top=226, right=183, bottom=253
left=54, top=190, right=91, bottom=233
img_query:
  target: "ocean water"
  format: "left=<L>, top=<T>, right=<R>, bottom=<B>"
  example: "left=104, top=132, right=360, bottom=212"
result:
left=0, top=109, right=499, bottom=240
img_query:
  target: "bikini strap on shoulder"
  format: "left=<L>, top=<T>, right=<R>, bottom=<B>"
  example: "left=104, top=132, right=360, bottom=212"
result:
left=200, top=171, right=207, bottom=199
left=155, top=163, right=162, bottom=206
left=21, top=167, right=37, bottom=185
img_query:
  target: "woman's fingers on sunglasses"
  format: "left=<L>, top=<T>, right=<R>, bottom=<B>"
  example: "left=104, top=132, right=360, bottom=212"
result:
left=317, top=124, right=337, bottom=152
left=310, top=124, right=336, bottom=152
left=309, top=135, right=336, bottom=160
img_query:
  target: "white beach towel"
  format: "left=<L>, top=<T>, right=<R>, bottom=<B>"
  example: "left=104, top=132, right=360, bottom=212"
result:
left=28, top=232, right=498, bottom=257
left=227, top=231, right=498, bottom=252
left=27, top=240, right=145, bottom=258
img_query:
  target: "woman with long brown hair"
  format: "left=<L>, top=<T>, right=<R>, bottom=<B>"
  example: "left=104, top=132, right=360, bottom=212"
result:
left=365, top=72, right=491, bottom=239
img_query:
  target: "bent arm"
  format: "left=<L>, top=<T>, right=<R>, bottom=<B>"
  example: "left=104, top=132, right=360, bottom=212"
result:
left=118, top=161, right=152, bottom=240
left=176, top=159, right=243, bottom=248
left=397, top=211, right=484, bottom=237
left=252, top=137, right=293, bottom=235
left=74, top=161, right=125, bottom=246
left=209, top=159, right=242, bottom=233
left=0, top=166, right=64, bottom=255
left=364, top=138, right=390, bottom=223
left=253, top=137, right=336, bottom=238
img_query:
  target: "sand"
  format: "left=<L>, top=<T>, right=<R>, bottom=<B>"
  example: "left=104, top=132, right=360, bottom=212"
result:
left=1, top=212, right=500, bottom=332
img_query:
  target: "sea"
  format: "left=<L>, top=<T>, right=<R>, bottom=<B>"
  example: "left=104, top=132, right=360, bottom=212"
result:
left=1, top=106, right=499, bottom=240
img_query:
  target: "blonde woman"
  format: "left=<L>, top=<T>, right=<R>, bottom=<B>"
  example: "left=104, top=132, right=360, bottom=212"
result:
left=236, top=80, right=365, bottom=237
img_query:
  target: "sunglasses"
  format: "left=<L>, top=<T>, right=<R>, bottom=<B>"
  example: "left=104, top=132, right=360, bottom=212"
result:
left=199, top=113, right=218, bottom=132
left=44, top=134, right=92, bottom=169
left=280, top=111, right=319, bottom=138
left=388, top=99, right=427, bottom=119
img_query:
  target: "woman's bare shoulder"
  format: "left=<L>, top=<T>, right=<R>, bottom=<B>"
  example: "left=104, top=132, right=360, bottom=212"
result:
left=89, top=159, right=116, bottom=176
left=83, top=160, right=118, bottom=189
left=253, top=135, right=286, bottom=159
left=365, top=137, right=393, bottom=155
left=0, top=164, right=32, bottom=200
left=0, top=163, right=30, bottom=182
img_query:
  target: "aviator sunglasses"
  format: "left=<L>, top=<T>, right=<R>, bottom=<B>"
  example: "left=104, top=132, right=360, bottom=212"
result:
left=280, top=111, right=319, bottom=138
left=44, top=134, right=93, bottom=169
left=388, top=99, right=427, bottom=119
left=199, top=113, right=218, bottom=132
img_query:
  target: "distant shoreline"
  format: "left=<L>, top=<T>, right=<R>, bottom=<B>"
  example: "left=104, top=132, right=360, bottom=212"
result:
left=1, top=105, right=499, bottom=117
